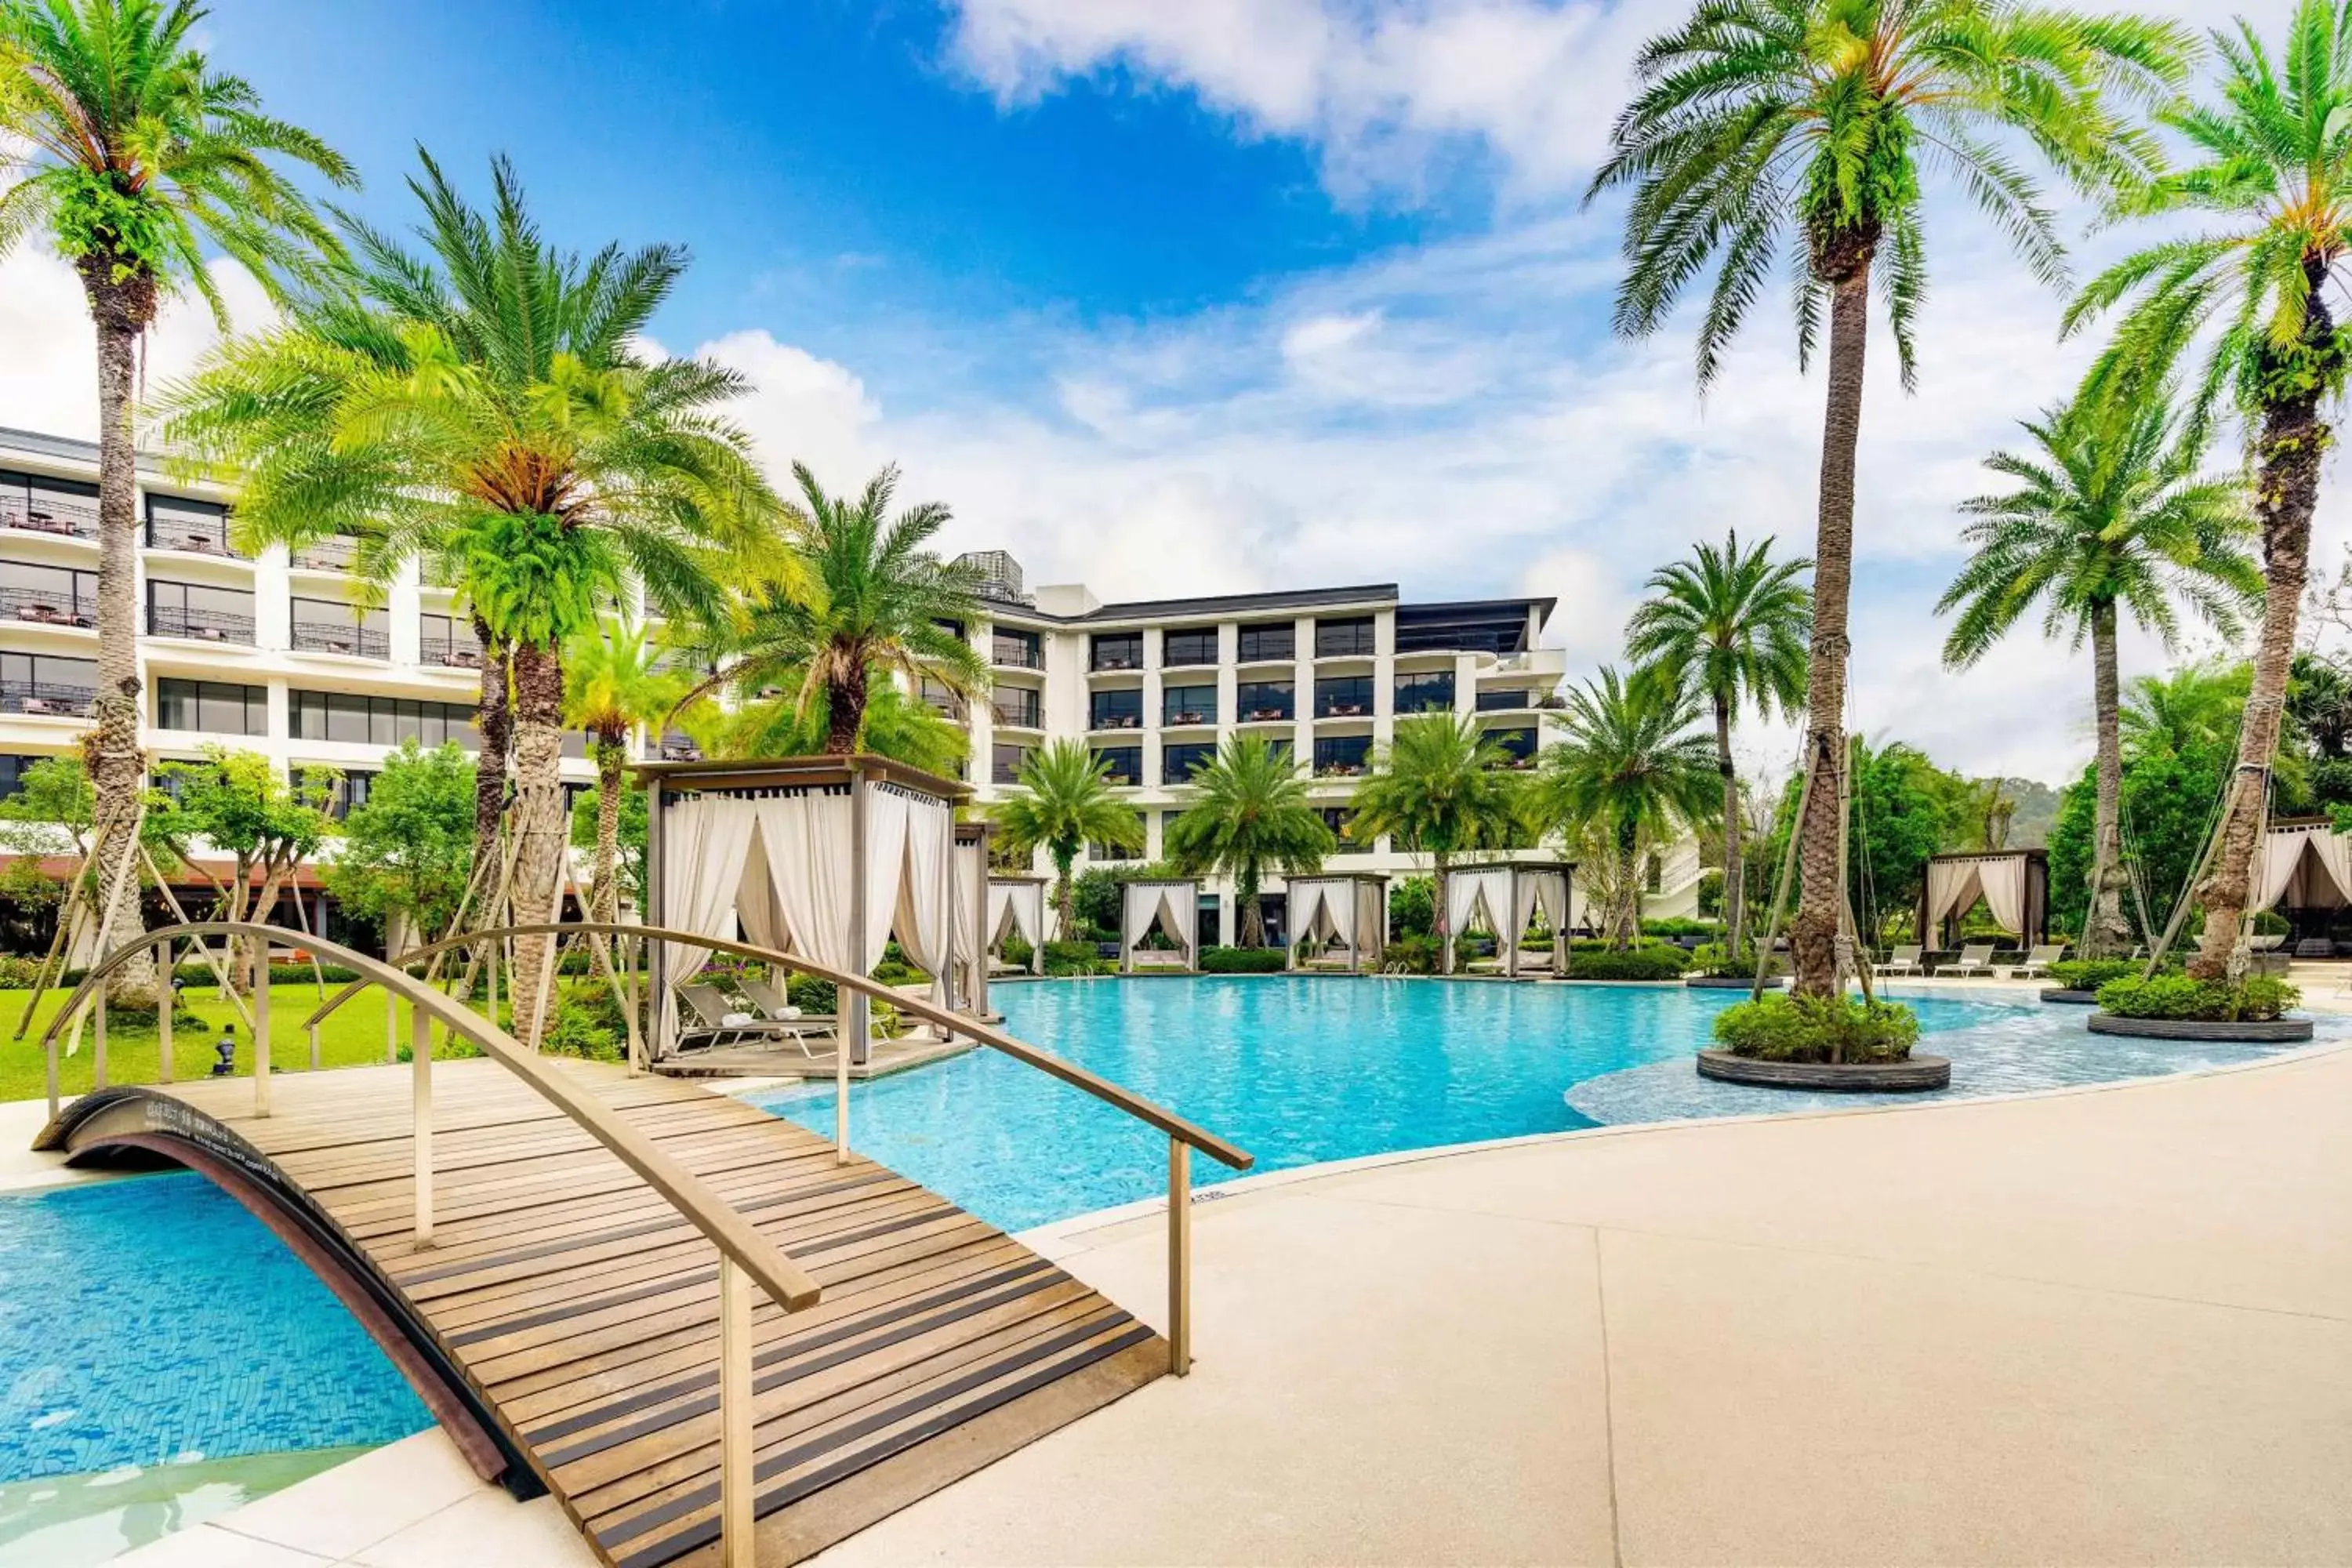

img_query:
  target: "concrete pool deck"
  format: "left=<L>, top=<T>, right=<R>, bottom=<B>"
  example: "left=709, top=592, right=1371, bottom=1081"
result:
left=70, top=1016, right=2351, bottom=1567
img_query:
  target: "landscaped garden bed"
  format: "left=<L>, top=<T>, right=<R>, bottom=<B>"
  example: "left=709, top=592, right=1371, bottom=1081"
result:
left=2089, top=973, right=2311, bottom=1042
left=1700, top=991, right=1948, bottom=1091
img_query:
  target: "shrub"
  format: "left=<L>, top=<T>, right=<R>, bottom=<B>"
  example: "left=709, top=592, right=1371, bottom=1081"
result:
left=1385, top=933, right=1439, bottom=974
left=785, top=974, right=838, bottom=1014
left=2047, top=958, right=2143, bottom=993
left=0, top=954, right=45, bottom=989
left=1568, top=946, right=1690, bottom=981
left=2096, top=973, right=2299, bottom=1022
left=1713, top=993, right=1920, bottom=1062
left=1200, top=946, right=1284, bottom=973
left=1000, top=935, right=1034, bottom=967
left=541, top=992, right=628, bottom=1063
left=1041, top=939, right=1111, bottom=977
left=1388, top=877, right=1435, bottom=940
left=1640, top=916, right=1719, bottom=941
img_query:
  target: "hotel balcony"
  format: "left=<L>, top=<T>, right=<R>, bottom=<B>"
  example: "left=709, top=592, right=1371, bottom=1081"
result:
left=143, top=511, right=246, bottom=561
left=292, top=620, right=390, bottom=660
left=419, top=633, right=486, bottom=670
left=0, top=680, right=96, bottom=718
left=991, top=699, right=1044, bottom=731
left=290, top=535, right=359, bottom=572
left=990, top=637, right=1043, bottom=671
left=147, top=604, right=256, bottom=645
left=0, top=585, right=95, bottom=630
left=1, top=493, right=98, bottom=541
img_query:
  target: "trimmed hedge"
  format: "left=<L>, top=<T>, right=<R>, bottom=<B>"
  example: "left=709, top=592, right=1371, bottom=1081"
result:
left=1713, top=993, right=1919, bottom=1062
left=1568, top=946, right=1690, bottom=981
left=1200, top=946, right=1285, bottom=974
left=2095, top=973, right=2299, bottom=1022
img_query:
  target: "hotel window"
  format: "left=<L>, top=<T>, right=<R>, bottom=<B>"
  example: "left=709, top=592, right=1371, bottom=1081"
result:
left=1312, top=735, right=1371, bottom=775
left=290, top=689, right=479, bottom=750
left=1487, top=727, right=1538, bottom=766
left=147, top=579, right=256, bottom=644
left=1395, top=670, right=1455, bottom=714
left=1090, top=687, right=1143, bottom=731
left=2, top=653, right=99, bottom=717
left=992, top=742, right=1032, bottom=786
left=144, top=494, right=238, bottom=556
left=1092, top=746, right=1141, bottom=785
left=1162, top=684, right=1217, bottom=726
left=0, top=560, right=97, bottom=626
left=306, top=768, right=376, bottom=820
left=1161, top=628, right=1218, bottom=667
left=0, top=468, right=100, bottom=538
left=0, top=753, right=39, bottom=799
left=419, top=612, right=485, bottom=668
left=1314, top=675, right=1373, bottom=717
left=290, top=596, right=390, bottom=659
left=1089, top=837, right=1139, bottom=862
left=1315, top=615, right=1375, bottom=657
left=156, top=678, right=266, bottom=736
left=1236, top=622, right=1294, bottom=662
left=991, top=628, right=1041, bottom=669
left=1236, top=681, right=1294, bottom=722
left=992, top=688, right=1041, bottom=728
left=1163, top=742, right=1214, bottom=784
left=1321, top=807, right=1368, bottom=852
left=1091, top=631, right=1143, bottom=671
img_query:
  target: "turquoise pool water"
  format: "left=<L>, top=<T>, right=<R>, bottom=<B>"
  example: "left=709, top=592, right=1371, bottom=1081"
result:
left=751, top=976, right=2326, bottom=1233
left=0, top=1175, right=430, bottom=1489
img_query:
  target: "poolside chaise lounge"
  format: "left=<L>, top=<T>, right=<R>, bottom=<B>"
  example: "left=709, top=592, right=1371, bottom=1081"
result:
left=676, top=982, right=814, bottom=1053
left=737, top=978, right=837, bottom=1058
left=1874, top=945, right=1924, bottom=977
left=1943, top=944, right=1998, bottom=978
left=2006, top=944, right=2065, bottom=980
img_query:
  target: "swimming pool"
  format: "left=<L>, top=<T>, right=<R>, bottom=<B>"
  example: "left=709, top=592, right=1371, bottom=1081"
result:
left=750, top=976, right=2333, bottom=1233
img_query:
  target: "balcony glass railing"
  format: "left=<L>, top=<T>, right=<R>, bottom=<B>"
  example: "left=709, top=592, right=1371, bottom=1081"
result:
left=0, top=494, right=98, bottom=539
left=147, top=605, right=256, bottom=644
left=0, top=586, right=96, bottom=628
left=1475, top=688, right=1531, bottom=712
left=1089, top=710, right=1143, bottom=731
left=0, top=681, right=96, bottom=717
left=419, top=633, right=486, bottom=670
left=991, top=641, right=1042, bottom=670
left=292, top=621, right=390, bottom=659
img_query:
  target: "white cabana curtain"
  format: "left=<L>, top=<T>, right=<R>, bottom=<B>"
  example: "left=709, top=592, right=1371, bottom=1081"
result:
left=1925, top=855, right=2027, bottom=935
left=1923, top=858, right=1976, bottom=932
left=1447, top=868, right=1506, bottom=938
left=2259, top=826, right=2352, bottom=911
left=987, top=880, right=1047, bottom=966
left=660, top=795, right=761, bottom=1041
left=1355, top=879, right=1386, bottom=965
left=890, top=789, right=954, bottom=1004
left=1122, top=881, right=1196, bottom=968
left=1976, top=856, right=2027, bottom=935
left=1287, top=880, right=1333, bottom=960
left=1514, top=869, right=1570, bottom=974
left=953, top=838, right=986, bottom=1006
left=750, top=791, right=857, bottom=969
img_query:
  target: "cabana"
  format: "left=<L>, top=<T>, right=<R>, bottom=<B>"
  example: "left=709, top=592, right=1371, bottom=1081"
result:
left=950, top=821, right=993, bottom=1015
left=2257, top=821, right=2352, bottom=935
left=985, top=873, right=1050, bottom=977
left=641, top=755, right=969, bottom=1073
left=1120, top=877, right=1200, bottom=972
left=1442, top=861, right=1573, bottom=977
left=1918, top=850, right=2049, bottom=951
left=1284, top=872, right=1388, bottom=973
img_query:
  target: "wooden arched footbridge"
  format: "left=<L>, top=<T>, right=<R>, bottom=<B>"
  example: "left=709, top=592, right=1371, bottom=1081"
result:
left=32, top=921, right=1250, bottom=1567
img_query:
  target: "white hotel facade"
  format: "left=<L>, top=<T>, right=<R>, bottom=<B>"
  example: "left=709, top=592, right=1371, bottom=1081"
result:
left=0, top=424, right=1700, bottom=949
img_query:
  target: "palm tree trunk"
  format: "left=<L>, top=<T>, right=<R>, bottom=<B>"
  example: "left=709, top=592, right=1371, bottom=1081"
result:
left=1053, top=848, right=1076, bottom=942
left=506, top=636, right=568, bottom=1047
left=81, top=258, right=158, bottom=1000
left=471, top=615, right=511, bottom=916
left=592, top=731, right=626, bottom=924
left=1792, top=236, right=1872, bottom=997
left=2190, top=278, right=2332, bottom=981
left=825, top=658, right=867, bottom=753
left=1715, top=688, right=1743, bottom=956
left=1236, top=864, right=1263, bottom=948
left=1616, top=819, right=1641, bottom=951
left=2085, top=600, right=2132, bottom=957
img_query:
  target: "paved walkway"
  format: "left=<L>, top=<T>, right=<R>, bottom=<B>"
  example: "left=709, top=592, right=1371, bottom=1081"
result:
left=62, top=1014, right=2352, bottom=1566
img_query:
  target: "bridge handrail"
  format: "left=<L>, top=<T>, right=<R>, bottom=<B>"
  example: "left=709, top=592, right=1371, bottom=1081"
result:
left=42, top=920, right=822, bottom=1314
left=306, top=920, right=1255, bottom=1172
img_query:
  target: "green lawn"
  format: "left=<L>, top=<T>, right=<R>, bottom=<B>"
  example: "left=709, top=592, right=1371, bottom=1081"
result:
left=0, top=979, right=445, bottom=1105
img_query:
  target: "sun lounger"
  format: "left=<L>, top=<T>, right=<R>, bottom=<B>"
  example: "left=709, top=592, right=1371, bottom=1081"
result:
left=1873, top=944, right=1924, bottom=977
left=676, top=982, right=806, bottom=1052
left=738, top=978, right=836, bottom=1058
left=1942, top=944, right=1997, bottom=978
left=2006, top=943, right=2065, bottom=980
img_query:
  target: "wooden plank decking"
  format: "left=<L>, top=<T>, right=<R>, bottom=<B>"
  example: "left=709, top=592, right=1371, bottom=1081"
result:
left=38, top=1059, right=1164, bottom=1566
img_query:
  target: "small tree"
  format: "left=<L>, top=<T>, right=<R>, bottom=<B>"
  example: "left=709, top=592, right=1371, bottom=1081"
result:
left=1162, top=736, right=1334, bottom=948
left=1351, top=714, right=1523, bottom=946
left=148, top=748, right=336, bottom=984
left=568, top=782, right=648, bottom=918
left=990, top=740, right=1145, bottom=939
left=326, top=741, right=477, bottom=950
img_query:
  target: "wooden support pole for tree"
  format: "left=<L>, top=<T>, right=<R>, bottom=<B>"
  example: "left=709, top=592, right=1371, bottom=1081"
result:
left=1751, top=750, right=1817, bottom=1003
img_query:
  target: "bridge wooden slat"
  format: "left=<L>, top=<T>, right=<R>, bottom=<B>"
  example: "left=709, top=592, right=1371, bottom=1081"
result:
left=42, top=1058, right=1166, bottom=1566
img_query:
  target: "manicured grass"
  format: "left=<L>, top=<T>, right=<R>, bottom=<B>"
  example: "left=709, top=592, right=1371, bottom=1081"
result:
left=0, top=979, right=446, bottom=1105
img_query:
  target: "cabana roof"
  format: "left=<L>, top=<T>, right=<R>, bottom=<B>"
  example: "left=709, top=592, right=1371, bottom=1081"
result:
left=1284, top=870, right=1391, bottom=884
left=633, top=753, right=973, bottom=800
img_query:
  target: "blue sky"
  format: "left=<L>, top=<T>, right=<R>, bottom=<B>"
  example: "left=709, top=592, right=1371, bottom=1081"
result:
left=0, top=0, right=2325, bottom=783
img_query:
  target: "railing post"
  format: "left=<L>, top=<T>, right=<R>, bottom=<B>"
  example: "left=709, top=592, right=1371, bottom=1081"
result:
left=309, top=1018, right=321, bottom=1072
left=158, top=938, right=173, bottom=1084
left=413, top=1001, right=433, bottom=1245
left=386, top=984, right=397, bottom=1065
left=1168, top=1137, right=1191, bottom=1377
left=719, top=1254, right=756, bottom=1566
left=253, top=935, right=272, bottom=1116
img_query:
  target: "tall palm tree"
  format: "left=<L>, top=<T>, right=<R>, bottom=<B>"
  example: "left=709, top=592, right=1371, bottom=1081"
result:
left=0, top=0, right=354, bottom=992
left=1939, top=385, right=2260, bottom=956
left=2066, top=0, right=2352, bottom=979
left=1624, top=531, right=1809, bottom=959
left=1588, top=0, right=2190, bottom=994
left=563, top=623, right=684, bottom=924
left=1534, top=667, right=1721, bottom=949
left=157, top=152, right=773, bottom=1044
left=1350, top=713, right=1524, bottom=946
left=1163, top=735, right=1335, bottom=948
left=682, top=679, right=969, bottom=779
left=693, top=463, right=987, bottom=755
left=990, top=739, right=1145, bottom=939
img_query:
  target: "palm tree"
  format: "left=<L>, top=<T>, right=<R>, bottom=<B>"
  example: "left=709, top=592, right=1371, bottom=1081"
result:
left=1588, top=1, right=2190, bottom=994
left=682, top=678, right=969, bottom=779
left=1939, top=386, right=2260, bottom=956
left=1534, top=668, right=1720, bottom=948
left=1624, top=531, right=1809, bottom=960
left=0, top=0, right=354, bottom=991
left=2065, top=0, right=2352, bottom=979
left=563, top=624, right=684, bottom=924
left=2121, top=661, right=2251, bottom=759
left=991, top=739, right=1145, bottom=939
left=157, top=153, right=773, bottom=1044
left=1163, top=736, right=1335, bottom=948
left=1350, top=713, right=1524, bottom=946
left=693, top=463, right=987, bottom=755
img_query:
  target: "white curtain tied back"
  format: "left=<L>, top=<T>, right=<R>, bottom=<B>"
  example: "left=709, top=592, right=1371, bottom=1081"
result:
left=2259, top=826, right=2352, bottom=911
left=1924, top=855, right=2027, bottom=935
